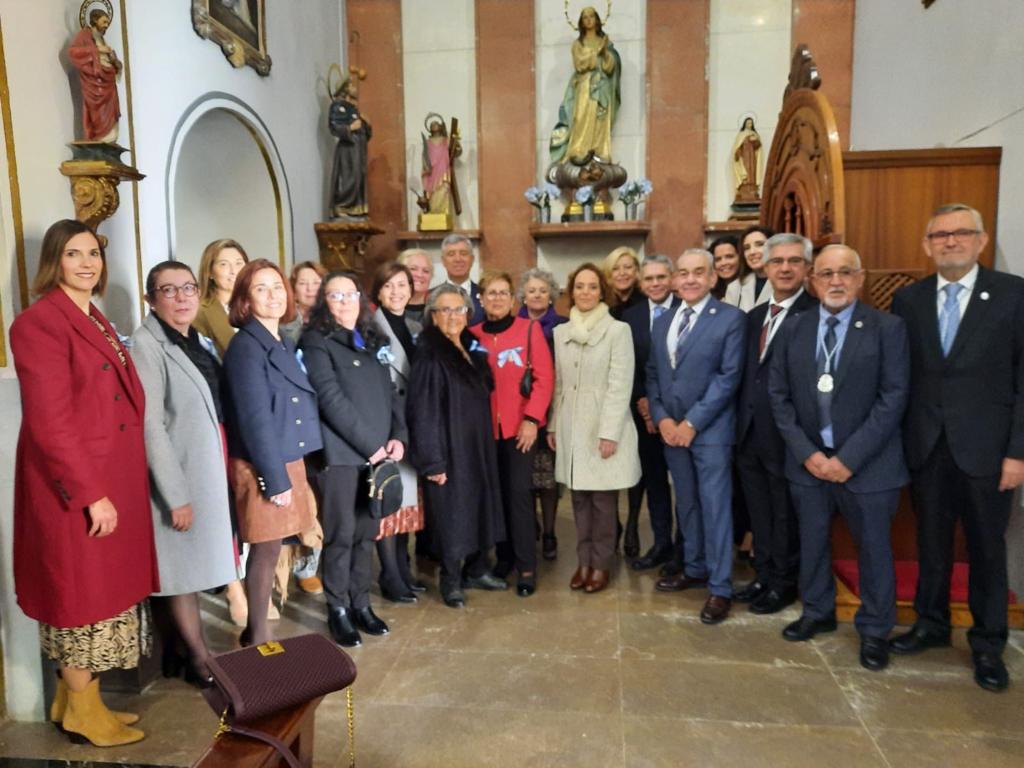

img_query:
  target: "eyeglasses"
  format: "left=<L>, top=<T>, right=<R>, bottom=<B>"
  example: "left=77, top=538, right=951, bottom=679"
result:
left=813, top=268, right=862, bottom=281
left=765, top=257, right=807, bottom=267
left=153, top=283, right=199, bottom=299
left=925, top=229, right=981, bottom=242
left=484, top=290, right=511, bottom=299
left=431, top=306, right=470, bottom=316
left=326, top=290, right=361, bottom=303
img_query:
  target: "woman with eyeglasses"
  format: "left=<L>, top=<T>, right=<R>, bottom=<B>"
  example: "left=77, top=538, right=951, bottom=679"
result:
left=470, top=271, right=554, bottom=596
left=407, top=285, right=505, bottom=607
left=131, top=261, right=237, bottom=687
left=299, top=272, right=407, bottom=646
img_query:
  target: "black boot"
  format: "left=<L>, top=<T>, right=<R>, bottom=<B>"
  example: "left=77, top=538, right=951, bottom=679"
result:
left=353, top=606, right=389, bottom=636
left=327, top=607, right=362, bottom=647
left=623, top=507, right=641, bottom=559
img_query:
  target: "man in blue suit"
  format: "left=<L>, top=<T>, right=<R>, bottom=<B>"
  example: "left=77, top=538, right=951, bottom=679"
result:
left=647, top=248, right=746, bottom=624
left=441, top=233, right=484, bottom=324
left=770, top=244, right=909, bottom=671
left=622, top=255, right=681, bottom=569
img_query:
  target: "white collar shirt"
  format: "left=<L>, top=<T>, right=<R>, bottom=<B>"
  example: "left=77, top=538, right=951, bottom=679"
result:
left=935, top=263, right=978, bottom=320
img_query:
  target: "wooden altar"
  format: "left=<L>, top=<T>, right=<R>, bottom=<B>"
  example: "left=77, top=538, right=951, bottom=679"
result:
left=761, top=45, right=1020, bottom=628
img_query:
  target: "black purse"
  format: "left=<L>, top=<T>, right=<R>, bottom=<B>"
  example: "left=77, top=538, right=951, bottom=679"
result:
left=363, top=460, right=403, bottom=520
left=519, top=320, right=536, bottom=398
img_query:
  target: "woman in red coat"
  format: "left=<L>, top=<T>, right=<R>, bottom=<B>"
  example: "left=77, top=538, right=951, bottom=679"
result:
left=10, top=220, right=158, bottom=747
left=470, top=271, right=554, bottom=596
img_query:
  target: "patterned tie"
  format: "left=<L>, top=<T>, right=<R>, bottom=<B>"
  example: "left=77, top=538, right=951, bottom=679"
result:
left=673, top=307, right=695, bottom=368
left=940, top=283, right=963, bottom=357
left=758, top=303, right=785, bottom=359
left=817, top=316, right=840, bottom=441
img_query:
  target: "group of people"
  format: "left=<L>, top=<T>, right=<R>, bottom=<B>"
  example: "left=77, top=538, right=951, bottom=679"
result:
left=9, top=203, right=1022, bottom=746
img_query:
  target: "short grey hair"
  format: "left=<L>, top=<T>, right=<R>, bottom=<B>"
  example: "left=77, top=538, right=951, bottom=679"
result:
left=423, top=283, right=474, bottom=328
left=641, top=253, right=675, bottom=272
left=928, top=203, right=984, bottom=233
left=398, top=247, right=433, bottom=274
left=764, top=233, right=813, bottom=263
left=678, top=248, right=715, bottom=271
left=816, top=244, right=863, bottom=270
left=517, top=267, right=559, bottom=303
left=441, top=233, right=474, bottom=252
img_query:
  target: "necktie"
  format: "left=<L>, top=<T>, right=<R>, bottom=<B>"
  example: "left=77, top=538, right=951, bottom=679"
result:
left=673, top=307, right=695, bottom=368
left=817, top=316, right=840, bottom=443
left=653, top=304, right=667, bottom=321
left=758, top=303, right=785, bottom=359
left=940, top=283, right=963, bottom=357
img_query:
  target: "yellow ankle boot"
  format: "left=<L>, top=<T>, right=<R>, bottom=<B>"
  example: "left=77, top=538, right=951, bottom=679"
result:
left=50, top=678, right=140, bottom=725
left=62, top=678, right=145, bottom=747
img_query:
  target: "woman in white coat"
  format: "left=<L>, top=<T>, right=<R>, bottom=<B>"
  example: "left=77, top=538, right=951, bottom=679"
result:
left=723, top=225, right=775, bottom=311
left=131, top=261, right=237, bottom=686
left=549, top=263, right=640, bottom=594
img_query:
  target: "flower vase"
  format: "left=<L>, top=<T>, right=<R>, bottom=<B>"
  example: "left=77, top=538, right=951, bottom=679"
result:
left=626, top=202, right=638, bottom=220
left=540, top=206, right=551, bottom=224
left=583, top=204, right=594, bottom=222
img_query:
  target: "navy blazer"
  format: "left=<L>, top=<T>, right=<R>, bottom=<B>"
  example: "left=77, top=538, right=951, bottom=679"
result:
left=223, top=320, right=322, bottom=497
left=646, top=296, right=746, bottom=446
left=736, top=289, right=818, bottom=473
left=891, top=266, right=1024, bottom=476
left=768, top=301, right=910, bottom=492
left=622, top=296, right=681, bottom=409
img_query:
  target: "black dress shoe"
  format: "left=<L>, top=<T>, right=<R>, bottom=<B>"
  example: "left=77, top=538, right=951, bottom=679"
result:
left=972, top=652, right=1009, bottom=692
left=442, top=586, right=466, bottom=608
left=406, top=579, right=428, bottom=593
left=749, top=588, right=797, bottom=615
left=860, top=636, right=890, bottom=671
left=517, top=574, right=537, bottom=598
left=888, top=625, right=951, bottom=655
left=782, top=614, right=837, bottom=642
left=381, top=586, right=417, bottom=604
left=463, top=572, right=508, bottom=591
left=631, top=545, right=673, bottom=571
left=327, top=607, right=362, bottom=647
left=733, top=580, right=768, bottom=603
left=353, top=606, right=389, bottom=636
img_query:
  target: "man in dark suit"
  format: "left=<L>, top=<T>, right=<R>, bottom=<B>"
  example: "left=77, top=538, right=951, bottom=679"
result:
left=889, top=203, right=1024, bottom=692
left=770, top=244, right=909, bottom=671
left=622, top=255, right=681, bottom=569
left=647, top=249, right=746, bottom=624
left=441, top=233, right=484, bottom=324
left=735, top=233, right=818, bottom=614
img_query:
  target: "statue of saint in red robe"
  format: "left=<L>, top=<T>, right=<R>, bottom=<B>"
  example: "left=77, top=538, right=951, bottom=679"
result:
left=68, top=11, right=122, bottom=143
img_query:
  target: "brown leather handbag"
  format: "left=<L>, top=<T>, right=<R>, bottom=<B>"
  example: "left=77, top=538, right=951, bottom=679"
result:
left=203, top=633, right=357, bottom=768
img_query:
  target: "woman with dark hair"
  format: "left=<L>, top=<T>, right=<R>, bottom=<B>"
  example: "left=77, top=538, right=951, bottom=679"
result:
left=222, top=259, right=322, bottom=647
left=11, top=219, right=157, bottom=746
left=549, top=263, right=640, bottom=594
left=131, top=260, right=237, bottom=687
left=193, top=238, right=249, bottom=357
left=407, top=285, right=506, bottom=608
left=724, top=225, right=776, bottom=310
left=300, top=271, right=408, bottom=646
left=371, top=262, right=426, bottom=602
left=709, top=235, right=744, bottom=300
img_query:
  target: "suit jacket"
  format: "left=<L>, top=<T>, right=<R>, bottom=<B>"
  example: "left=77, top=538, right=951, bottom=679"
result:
left=622, top=296, right=681, bottom=409
left=646, top=295, right=746, bottom=446
left=736, top=290, right=818, bottom=473
left=222, top=319, right=322, bottom=496
left=891, top=266, right=1024, bottom=476
left=446, top=279, right=484, bottom=325
left=724, top=271, right=772, bottom=312
left=192, top=295, right=236, bottom=358
left=769, top=301, right=910, bottom=492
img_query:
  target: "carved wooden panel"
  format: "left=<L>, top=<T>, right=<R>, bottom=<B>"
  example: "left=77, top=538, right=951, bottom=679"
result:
left=865, top=269, right=923, bottom=311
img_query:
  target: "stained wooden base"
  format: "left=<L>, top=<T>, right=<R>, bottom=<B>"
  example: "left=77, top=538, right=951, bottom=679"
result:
left=834, top=578, right=1024, bottom=628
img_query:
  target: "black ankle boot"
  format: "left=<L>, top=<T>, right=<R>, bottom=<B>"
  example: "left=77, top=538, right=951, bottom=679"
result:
left=353, top=606, right=389, bottom=636
left=327, top=607, right=362, bottom=647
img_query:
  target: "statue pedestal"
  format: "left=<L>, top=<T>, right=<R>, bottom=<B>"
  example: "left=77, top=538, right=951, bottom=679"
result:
left=314, top=220, right=384, bottom=272
left=59, top=142, right=144, bottom=235
left=417, top=212, right=453, bottom=231
left=729, top=198, right=762, bottom=222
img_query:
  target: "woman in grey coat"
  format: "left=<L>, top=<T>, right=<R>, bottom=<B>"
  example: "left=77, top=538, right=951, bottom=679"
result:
left=131, top=261, right=237, bottom=686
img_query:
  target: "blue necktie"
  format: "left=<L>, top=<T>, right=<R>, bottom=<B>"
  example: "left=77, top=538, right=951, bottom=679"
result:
left=940, top=283, right=963, bottom=357
left=673, top=307, right=694, bottom=368
left=817, top=316, right=839, bottom=445
left=653, top=304, right=667, bottom=320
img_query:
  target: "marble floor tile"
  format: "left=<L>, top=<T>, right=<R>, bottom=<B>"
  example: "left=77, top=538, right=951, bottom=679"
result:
left=874, top=729, right=1024, bottom=766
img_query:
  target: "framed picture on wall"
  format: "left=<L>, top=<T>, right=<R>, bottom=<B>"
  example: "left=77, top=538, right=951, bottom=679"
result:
left=191, top=0, right=272, bottom=76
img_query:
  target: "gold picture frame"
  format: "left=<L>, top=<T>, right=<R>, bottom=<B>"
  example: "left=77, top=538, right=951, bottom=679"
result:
left=191, top=0, right=271, bottom=76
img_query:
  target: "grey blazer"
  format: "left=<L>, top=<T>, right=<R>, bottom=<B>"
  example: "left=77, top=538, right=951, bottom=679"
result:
left=373, top=307, right=418, bottom=507
left=131, top=313, right=238, bottom=595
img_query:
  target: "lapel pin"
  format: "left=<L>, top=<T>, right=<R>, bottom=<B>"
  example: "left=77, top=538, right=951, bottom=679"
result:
left=709, top=307, right=717, bottom=315
left=854, top=320, right=864, bottom=328
left=980, top=291, right=990, bottom=301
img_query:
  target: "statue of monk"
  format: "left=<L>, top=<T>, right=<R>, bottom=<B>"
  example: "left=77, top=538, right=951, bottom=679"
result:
left=68, top=9, right=122, bottom=143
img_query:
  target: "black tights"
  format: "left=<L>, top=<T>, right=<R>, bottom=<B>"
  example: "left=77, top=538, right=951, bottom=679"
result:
left=245, top=539, right=282, bottom=645
left=377, top=533, right=415, bottom=592
left=153, top=593, right=211, bottom=677
left=537, top=488, right=558, bottom=536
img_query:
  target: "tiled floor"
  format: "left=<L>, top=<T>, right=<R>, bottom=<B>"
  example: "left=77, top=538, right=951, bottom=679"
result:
left=1, top=505, right=1022, bottom=767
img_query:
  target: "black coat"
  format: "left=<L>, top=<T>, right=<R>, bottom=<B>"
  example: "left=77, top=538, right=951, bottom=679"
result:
left=299, top=325, right=408, bottom=467
left=621, top=296, right=681, bottom=408
left=406, top=326, right=504, bottom=561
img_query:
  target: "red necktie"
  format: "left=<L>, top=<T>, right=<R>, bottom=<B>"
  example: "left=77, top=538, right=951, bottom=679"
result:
left=758, top=304, right=784, bottom=358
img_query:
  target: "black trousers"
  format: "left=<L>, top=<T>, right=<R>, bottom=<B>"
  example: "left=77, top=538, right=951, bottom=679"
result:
left=911, top=433, right=1012, bottom=655
left=318, top=465, right=377, bottom=610
left=440, top=552, right=490, bottom=591
left=736, top=439, right=799, bottom=591
left=494, top=437, right=537, bottom=575
left=628, top=412, right=675, bottom=552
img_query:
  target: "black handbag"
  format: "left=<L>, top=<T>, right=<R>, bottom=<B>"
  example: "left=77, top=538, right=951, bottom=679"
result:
left=519, top=320, right=536, bottom=398
left=363, top=459, right=403, bottom=519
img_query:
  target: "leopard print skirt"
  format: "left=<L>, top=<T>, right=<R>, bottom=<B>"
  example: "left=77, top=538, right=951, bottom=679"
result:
left=39, top=602, right=152, bottom=672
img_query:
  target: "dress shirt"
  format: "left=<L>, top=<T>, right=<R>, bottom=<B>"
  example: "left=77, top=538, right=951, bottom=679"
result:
left=760, top=287, right=805, bottom=356
left=667, top=293, right=711, bottom=368
left=447, top=277, right=475, bottom=297
left=935, top=262, right=977, bottom=320
left=648, top=296, right=676, bottom=331
left=817, top=301, right=857, bottom=449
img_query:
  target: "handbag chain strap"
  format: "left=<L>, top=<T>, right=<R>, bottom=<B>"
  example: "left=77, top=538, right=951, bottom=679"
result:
left=525, top=319, right=534, bottom=370
left=346, top=687, right=356, bottom=768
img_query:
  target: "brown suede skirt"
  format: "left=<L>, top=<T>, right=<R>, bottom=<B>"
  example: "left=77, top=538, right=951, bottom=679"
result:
left=231, top=458, right=317, bottom=543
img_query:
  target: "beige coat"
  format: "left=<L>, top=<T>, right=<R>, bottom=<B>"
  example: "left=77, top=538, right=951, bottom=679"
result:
left=550, top=307, right=641, bottom=491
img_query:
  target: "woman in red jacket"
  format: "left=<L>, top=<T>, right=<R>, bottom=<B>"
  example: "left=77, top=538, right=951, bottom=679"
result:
left=470, top=271, right=554, bottom=596
left=10, top=219, right=158, bottom=747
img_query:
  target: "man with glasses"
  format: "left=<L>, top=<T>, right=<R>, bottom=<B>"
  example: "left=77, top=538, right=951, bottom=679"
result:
left=440, top=233, right=484, bottom=324
left=770, top=245, right=909, bottom=671
left=889, top=203, right=1024, bottom=691
left=735, top=234, right=817, bottom=614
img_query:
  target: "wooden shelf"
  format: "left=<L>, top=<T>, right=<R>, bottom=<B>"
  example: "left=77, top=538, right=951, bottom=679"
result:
left=529, top=220, right=650, bottom=239
left=397, top=229, right=482, bottom=243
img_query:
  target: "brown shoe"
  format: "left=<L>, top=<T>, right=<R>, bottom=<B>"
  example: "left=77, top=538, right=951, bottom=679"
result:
left=297, top=575, right=324, bottom=595
left=655, top=573, right=708, bottom=592
left=700, top=595, right=732, bottom=624
left=570, top=566, right=592, bottom=590
left=583, top=570, right=609, bottom=593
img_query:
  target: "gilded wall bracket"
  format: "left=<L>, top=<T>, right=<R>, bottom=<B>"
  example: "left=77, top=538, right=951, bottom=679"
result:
left=59, top=141, right=144, bottom=236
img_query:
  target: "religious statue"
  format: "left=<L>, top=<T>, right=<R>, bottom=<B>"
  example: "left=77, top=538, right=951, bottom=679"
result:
left=68, top=0, right=122, bottom=143
left=415, top=113, right=462, bottom=231
left=732, top=116, right=763, bottom=204
left=328, top=75, right=371, bottom=219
